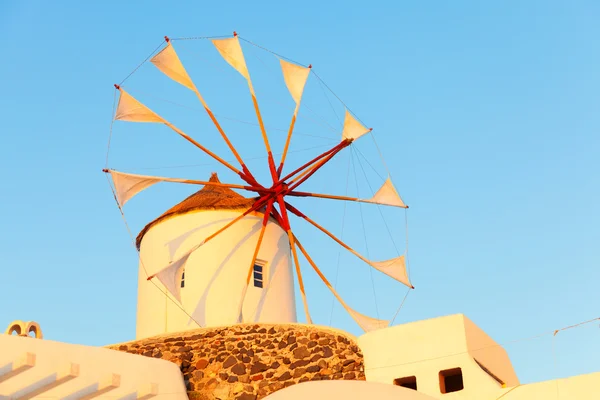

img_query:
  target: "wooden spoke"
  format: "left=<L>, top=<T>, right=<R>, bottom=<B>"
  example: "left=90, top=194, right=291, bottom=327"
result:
left=287, top=141, right=350, bottom=190
left=200, top=194, right=271, bottom=247
left=160, top=120, right=243, bottom=176
left=103, top=169, right=268, bottom=193
left=236, top=199, right=275, bottom=322
left=287, top=190, right=406, bottom=208
left=279, top=140, right=348, bottom=184
left=286, top=201, right=413, bottom=289
left=275, top=196, right=312, bottom=324
left=285, top=202, right=371, bottom=265
left=287, top=229, right=312, bottom=324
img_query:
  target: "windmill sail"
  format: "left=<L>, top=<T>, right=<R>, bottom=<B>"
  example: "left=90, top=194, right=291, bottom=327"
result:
left=108, top=170, right=162, bottom=207
left=341, top=110, right=370, bottom=141
left=150, top=42, right=195, bottom=90
left=114, top=90, right=164, bottom=123
left=151, top=254, right=190, bottom=303
left=212, top=37, right=250, bottom=80
left=280, top=59, right=310, bottom=105
left=362, top=177, right=407, bottom=208
left=367, top=255, right=412, bottom=289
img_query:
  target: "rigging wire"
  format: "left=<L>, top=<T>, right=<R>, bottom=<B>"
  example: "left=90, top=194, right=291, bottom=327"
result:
left=119, top=143, right=335, bottom=172
left=354, top=146, right=413, bottom=320
left=170, top=35, right=232, bottom=41
left=104, top=175, right=204, bottom=330
left=353, top=145, right=385, bottom=182
left=243, top=42, right=340, bottom=136
left=389, top=289, right=411, bottom=326
left=105, top=88, right=117, bottom=169
left=353, top=146, right=402, bottom=256
left=350, top=148, right=380, bottom=319
left=316, top=75, right=343, bottom=128
left=311, top=69, right=369, bottom=128
left=118, top=39, right=166, bottom=86
left=239, top=36, right=309, bottom=68
left=328, top=151, right=353, bottom=326
left=122, top=87, right=336, bottom=141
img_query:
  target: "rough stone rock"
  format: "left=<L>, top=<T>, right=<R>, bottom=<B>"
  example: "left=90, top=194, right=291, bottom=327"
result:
left=292, top=346, right=310, bottom=359
left=232, top=363, right=247, bottom=375
left=250, top=362, right=269, bottom=375
left=223, top=356, right=237, bottom=368
left=107, top=323, right=364, bottom=400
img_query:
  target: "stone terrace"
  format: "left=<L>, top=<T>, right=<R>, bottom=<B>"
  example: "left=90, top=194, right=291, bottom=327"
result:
left=107, top=323, right=365, bottom=400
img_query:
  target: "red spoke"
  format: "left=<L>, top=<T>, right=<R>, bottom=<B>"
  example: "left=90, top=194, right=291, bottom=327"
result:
left=278, top=140, right=349, bottom=184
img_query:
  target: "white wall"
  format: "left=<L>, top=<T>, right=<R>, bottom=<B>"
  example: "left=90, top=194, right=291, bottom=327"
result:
left=0, top=334, right=187, bottom=399
left=358, top=314, right=517, bottom=399
left=136, top=209, right=297, bottom=340
left=263, top=380, right=437, bottom=400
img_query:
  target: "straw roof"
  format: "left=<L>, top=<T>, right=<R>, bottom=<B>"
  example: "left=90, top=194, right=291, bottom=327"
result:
left=136, top=173, right=257, bottom=249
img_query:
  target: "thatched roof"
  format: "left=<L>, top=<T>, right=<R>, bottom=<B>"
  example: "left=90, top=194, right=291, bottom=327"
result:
left=136, top=173, right=257, bottom=249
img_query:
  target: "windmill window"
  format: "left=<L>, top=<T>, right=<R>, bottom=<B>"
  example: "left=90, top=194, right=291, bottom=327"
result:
left=253, top=261, right=266, bottom=288
left=393, top=376, right=417, bottom=390
left=180, top=269, right=185, bottom=288
left=439, top=368, right=463, bottom=393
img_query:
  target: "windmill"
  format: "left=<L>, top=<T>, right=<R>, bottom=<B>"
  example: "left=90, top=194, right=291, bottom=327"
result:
left=104, top=33, right=413, bottom=340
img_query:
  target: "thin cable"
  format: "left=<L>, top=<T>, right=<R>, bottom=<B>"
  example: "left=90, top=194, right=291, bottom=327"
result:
left=122, top=87, right=336, bottom=141
left=389, top=289, right=411, bottom=326
left=552, top=331, right=560, bottom=399
left=354, top=147, right=401, bottom=256
left=171, top=35, right=232, bottom=41
left=329, top=151, right=353, bottom=326
left=351, top=149, right=379, bottom=319
left=494, top=385, right=522, bottom=399
left=311, top=69, right=368, bottom=128
left=105, top=88, right=117, bottom=169
left=317, top=76, right=343, bottom=127
left=122, top=143, right=335, bottom=172
left=405, top=208, right=410, bottom=277
left=119, top=39, right=166, bottom=86
left=369, top=129, right=393, bottom=179
left=354, top=145, right=385, bottom=181
left=239, top=36, right=308, bottom=67
left=104, top=175, right=204, bottom=330
left=245, top=44, right=339, bottom=135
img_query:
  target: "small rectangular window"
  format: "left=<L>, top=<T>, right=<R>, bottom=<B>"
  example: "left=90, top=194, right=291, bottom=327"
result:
left=180, top=269, right=185, bottom=288
left=393, top=376, right=417, bottom=390
left=439, top=368, right=463, bottom=393
left=253, top=261, right=265, bottom=288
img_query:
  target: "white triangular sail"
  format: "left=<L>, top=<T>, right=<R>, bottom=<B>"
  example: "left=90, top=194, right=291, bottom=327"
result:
left=330, top=285, right=389, bottom=332
left=108, top=170, right=161, bottom=207
left=150, top=42, right=195, bottom=91
left=280, top=59, right=310, bottom=105
left=346, top=307, right=391, bottom=332
left=368, top=255, right=412, bottom=289
left=114, top=89, right=164, bottom=123
left=341, top=110, right=370, bottom=141
left=362, top=177, right=407, bottom=208
left=151, top=255, right=190, bottom=303
left=212, top=37, right=250, bottom=80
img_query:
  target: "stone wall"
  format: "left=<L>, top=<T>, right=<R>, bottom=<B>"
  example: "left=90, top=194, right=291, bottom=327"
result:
left=108, top=324, right=365, bottom=400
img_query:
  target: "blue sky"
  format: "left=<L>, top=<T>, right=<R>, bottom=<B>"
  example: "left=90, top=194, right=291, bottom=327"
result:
left=1, top=0, right=598, bottom=385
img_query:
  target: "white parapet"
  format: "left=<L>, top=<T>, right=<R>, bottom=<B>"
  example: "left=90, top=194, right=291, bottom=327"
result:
left=0, top=353, right=36, bottom=384
left=0, top=335, right=186, bottom=400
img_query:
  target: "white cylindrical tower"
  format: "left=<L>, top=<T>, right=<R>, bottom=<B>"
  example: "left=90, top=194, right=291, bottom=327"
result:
left=135, top=173, right=297, bottom=340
